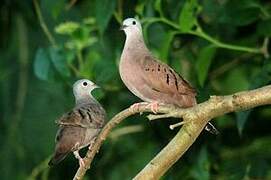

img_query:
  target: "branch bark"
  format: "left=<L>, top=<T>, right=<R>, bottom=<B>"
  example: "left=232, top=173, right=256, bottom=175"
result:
left=73, top=85, right=271, bottom=180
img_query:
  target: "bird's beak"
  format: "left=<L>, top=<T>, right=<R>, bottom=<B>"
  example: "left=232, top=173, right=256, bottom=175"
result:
left=94, top=85, right=100, bottom=89
left=120, top=24, right=127, bottom=30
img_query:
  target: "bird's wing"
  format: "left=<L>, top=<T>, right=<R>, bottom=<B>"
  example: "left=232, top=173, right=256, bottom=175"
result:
left=139, top=55, right=196, bottom=96
left=56, top=103, right=106, bottom=129
left=49, top=126, right=85, bottom=166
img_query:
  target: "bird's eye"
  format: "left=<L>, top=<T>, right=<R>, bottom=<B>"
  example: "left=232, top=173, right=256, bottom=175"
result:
left=132, top=21, right=136, bottom=25
left=82, top=82, right=88, bottom=86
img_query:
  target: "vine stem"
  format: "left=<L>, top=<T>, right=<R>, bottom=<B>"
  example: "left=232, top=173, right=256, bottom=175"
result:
left=143, top=17, right=265, bottom=56
left=33, top=0, right=56, bottom=47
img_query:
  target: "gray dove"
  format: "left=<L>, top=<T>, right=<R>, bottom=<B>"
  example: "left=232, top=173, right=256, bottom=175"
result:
left=119, top=18, right=218, bottom=134
left=48, top=79, right=106, bottom=167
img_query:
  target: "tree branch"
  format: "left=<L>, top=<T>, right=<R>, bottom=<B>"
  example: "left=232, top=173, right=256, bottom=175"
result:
left=73, top=85, right=271, bottom=180
left=134, top=85, right=271, bottom=179
left=73, top=103, right=177, bottom=180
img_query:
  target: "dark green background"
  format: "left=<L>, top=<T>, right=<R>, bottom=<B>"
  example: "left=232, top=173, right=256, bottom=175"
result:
left=1, top=0, right=271, bottom=179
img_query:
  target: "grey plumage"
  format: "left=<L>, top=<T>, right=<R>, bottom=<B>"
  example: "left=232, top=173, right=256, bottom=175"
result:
left=49, top=79, right=106, bottom=166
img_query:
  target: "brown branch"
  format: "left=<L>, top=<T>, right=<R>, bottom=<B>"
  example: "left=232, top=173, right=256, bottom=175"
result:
left=134, top=85, right=271, bottom=179
left=73, top=85, right=271, bottom=180
left=73, top=103, right=177, bottom=180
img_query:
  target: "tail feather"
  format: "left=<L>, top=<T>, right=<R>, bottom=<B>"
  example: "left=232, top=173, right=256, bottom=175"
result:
left=48, top=152, right=69, bottom=166
left=205, top=122, right=219, bottom=135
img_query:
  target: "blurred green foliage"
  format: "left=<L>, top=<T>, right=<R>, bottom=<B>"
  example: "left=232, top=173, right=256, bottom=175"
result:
left=1, top=0, right=271, bottom=179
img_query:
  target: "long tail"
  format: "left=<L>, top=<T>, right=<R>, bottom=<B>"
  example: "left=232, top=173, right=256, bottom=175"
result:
left=205, top=122, right=219, bottom=135
left=48, top=152, right=68, bottom=166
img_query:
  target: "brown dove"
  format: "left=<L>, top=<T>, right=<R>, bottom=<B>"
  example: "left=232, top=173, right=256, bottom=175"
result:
left=119, top=18, right=218, bottom=134
left=48, top=79, right=106, bottom=167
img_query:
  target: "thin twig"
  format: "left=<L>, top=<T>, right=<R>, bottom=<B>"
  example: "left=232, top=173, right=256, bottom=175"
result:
left=169, top=121, right=187, bottom=130
left=27, top=156, right=51, bottom=180
left=147, top=111, right=182, bottom=121
left=109, top=125, right=144, bottom=140
left=261, top=37, right=270, bottom=59
left=209, top=54, right=252, bottom=80
left=65, top=0, right=78, bottom=10
left=33, top=0, right=56, bottom=46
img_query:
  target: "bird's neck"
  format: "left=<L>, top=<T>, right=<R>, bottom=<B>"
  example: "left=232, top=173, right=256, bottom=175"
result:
left=123, top=32, right=149, bottom=55
left=75, top=95, right=99, bottom=105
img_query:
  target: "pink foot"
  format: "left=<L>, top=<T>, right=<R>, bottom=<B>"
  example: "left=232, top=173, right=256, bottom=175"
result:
left=146, top=101, right=159, bottom=114
left=88, top=137, right=97, bottom=150
left=79, top=158, right=85, bottom=168
left=130, top=103, right=141, bottom=112
left=73, top=150, right=85, bottom=168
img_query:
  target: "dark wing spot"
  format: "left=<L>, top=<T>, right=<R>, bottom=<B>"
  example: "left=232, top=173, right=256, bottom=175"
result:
left=67, top=111, right=72, bottom=116
left=78, top=109, right=85, bottom=119
left=164, top=68, right=167, bottom=72
left=152, top=69, right=155, bottom=72
left=151, top=87, right=161, bottom=93
left=56, top=129, right=64, bottom=141
left=158, top=65, right=160, bottom=71
left=166, top=74, right=170, bottom=85
left=174, top=75, right=178, bottom=90
left=86, top=112, right=93, bottom=122
left=169, top=69, right=179, bottom=91
left=145, top=68, right=150, bottom=71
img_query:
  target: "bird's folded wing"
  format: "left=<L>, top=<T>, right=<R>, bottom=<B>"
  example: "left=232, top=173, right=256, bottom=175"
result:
left=140, top=55, right=196, bottom=96
left=56, top=103, right=105, bottom=129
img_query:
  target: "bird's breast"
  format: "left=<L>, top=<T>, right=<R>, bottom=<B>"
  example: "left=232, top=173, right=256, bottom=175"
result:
left=119, top=53, right=151, bottom=102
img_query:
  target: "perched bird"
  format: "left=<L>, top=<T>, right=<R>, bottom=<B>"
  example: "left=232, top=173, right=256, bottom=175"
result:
left=48, top=79, right=106, bottom=167
left=119, top=18, right=218, bottom=134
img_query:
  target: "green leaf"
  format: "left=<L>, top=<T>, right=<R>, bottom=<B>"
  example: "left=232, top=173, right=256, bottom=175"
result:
left=179, top=0, right=199, bottom=32
left=80, top=51, right=100, bottom=78
left=135, top=1, right=147, bottom=16
left=224, top=68, right=249, bottom=93
left=55, top=21, right=80, bottom=35
left=154, top=0, right=163, bottom=16
left=95, top=0, right=116, bottom=33
left=257, top=19, right=271, bottom=37
left=222, top=0, right=261, bottom=26
left=49, top=47, right=70, bottom=77
left=236, top=111, right=250, bottom=135
left=160, top=31, right=177, bottom=62
left=191, top=146, right=210, bottom=180
left=83, top=17, right=96, bottom=25
left=33, top=48, right=51, bottom=81
left=195, top=45, right=216, bottom=86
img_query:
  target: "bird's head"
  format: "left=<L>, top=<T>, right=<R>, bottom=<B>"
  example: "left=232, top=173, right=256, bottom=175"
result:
left=73, top=79, right=99, bottom=100
left=120, top=18, right=142, bottom=36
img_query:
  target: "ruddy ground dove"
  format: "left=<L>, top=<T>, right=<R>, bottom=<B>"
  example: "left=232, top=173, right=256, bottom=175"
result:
left=119, top=18, right=218, bottom=134
left=48, top=79, right=106, bottom=167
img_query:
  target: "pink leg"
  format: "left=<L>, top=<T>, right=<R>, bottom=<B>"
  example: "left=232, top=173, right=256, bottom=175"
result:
left=88, top=137, right=97, bottom=150
left=73, top=151, right=85, bottom=168
left=130, top=103, right=141, bottom=112
left=146, top=101, right=159, bottom=114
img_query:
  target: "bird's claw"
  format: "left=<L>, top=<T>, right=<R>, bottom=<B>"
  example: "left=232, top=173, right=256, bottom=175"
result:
left=146, top=102, right=159, bottom=114
left=88, top=137, right=97, bottom=150
left=130, top=103, right=141, bottom=112
left=79, top=158, right=85, bottom=168
left=73, top=150, right=85, bottom=168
